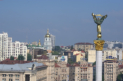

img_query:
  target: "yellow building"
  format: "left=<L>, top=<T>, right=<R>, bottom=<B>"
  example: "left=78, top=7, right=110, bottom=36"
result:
left=73, top=51, right=85, bottom=62
left=88, top=50, right=96, bottom=63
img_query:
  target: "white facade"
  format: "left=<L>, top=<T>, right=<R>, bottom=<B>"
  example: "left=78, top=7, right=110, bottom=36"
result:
left=58, top=56, right=68, bottom=63
left=105, top=41, right=123, bottom=49
left=0, top=32, right=27, bottom=61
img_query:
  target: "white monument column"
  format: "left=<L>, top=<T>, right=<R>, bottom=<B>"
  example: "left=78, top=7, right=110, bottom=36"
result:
left=94, top=40, right=105, bottom=81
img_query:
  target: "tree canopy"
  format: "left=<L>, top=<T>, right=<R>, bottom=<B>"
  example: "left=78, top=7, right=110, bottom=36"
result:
left=70, top=45, right=74, bottom=50
left=18, top=55, right=25, bottom=61
left=10, top=56, right=14, bottom=60
left=68, top=58, right=74, bottom=64
left=117, top=73, right=123, bottom=81
left=27, top=54, right=32, bottom=61
left=52, top=46, right=61, bottom=52
left=52, top=51, right=60, bottom=55
left=93, top=61, right=96, bottom=66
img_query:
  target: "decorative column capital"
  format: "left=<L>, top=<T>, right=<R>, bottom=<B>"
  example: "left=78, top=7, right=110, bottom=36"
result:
left=94, top=40, right=105, bottom=51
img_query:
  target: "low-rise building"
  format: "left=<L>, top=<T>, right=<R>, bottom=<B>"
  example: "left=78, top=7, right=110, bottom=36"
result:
left=0, top=60, right=47, bottom=81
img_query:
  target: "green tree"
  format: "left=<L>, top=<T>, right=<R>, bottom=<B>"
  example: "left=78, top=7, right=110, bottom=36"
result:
left=27, top=54, right=32, bottom=61
left=93, top=61, right=96, bottom=66
left=117, top=73, right=123, bottom=81
left=10, top=56, right=14, bottom=60
left=52, top=46, right=61, bottom=52
left=78, top=48, right=82, bottom=51
left=70, top=45, right=73, bottom=50
left=68, top=58, right=74, bottom=64
left=85, top=52, right=88, bottom=61
left=18, top=55, right=25, bottom=61
left=52, top=51, right=59, bottom=55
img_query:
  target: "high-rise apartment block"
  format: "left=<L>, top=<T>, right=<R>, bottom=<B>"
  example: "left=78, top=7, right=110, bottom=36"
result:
left=0, top=32, right=27, bottom=61
left=103, top=59, right=119, bottom=81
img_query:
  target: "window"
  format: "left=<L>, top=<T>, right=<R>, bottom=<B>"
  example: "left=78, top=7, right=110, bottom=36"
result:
left=15, top=75, right=20, bottom=78
left=2, top=78, right=6, bottom=81
left=9, top=74, right=13, bottom=77
left=9, top=79, right=13, bottom=81
left=15, top=79, right=19, bottom=81
left=2, top=74, right=6, bottom=77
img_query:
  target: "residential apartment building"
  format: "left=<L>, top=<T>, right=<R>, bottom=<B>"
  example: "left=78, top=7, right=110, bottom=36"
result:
left=0, top=60, right=47, bottom=81
left=33, top=55, right=55, bottom=81
left=55, top=62, right=69, bottom=81
left=0, top=32, right=27, bottom=61
left=103, top=59, right=119, bottom=81
left=74, top=42, right=93, bottom=52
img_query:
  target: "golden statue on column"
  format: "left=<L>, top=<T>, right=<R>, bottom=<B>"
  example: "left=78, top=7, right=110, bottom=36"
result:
left=92, top=13, right=107, bottom=39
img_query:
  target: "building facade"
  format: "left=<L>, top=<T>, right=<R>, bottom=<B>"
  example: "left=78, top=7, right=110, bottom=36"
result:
left=74, top=43, right=93, bottom=52
left=0, top=61, right=47, bottom=81
left=103, top=59, right=118, bottom=81
left=88, top=50, right=96, bottom=63
left=0, top=32, right=27, bottom=61
left=33, top=57, right=55, bottom=81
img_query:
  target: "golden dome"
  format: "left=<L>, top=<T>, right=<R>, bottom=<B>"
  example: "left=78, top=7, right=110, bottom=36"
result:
left=45, top=29, right=51, bottom=37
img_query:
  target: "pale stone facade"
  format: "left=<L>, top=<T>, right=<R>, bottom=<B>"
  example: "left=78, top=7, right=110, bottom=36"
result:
left=88, top=50, right=96, bottom=63
left=54, top=62, right=69, bottom=81
left=74, top=43, right=93, bottom=52
left=33, top=59, right=55, bottom=81
left=0, top=62, right=47, bottom=81
left=74, top=59, right=93, bottom=81
left=103, top=60, right=119, bottom=81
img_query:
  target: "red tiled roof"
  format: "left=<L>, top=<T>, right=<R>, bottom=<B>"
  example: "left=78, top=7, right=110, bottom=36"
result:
left=119, top=65, right=123, bottom=68
left=36, top=55, right=49, bottom=59
left=67, top=63, right=80, bottom=67
left=81, top=51, right=85, bottom=53
left=75, top=54, right=83, bottom=56
left=5, top=58, right=10, bottom=61
left=55, top=63, right=60, bottom=67
left=75, top=42, right=93, bottom=45
left=73, top=63, right=80, bottom=66
left=0, top=60, right=33, bottom=64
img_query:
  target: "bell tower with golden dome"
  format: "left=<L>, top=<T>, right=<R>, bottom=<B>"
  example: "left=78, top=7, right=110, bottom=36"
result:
left=44, top=29, right=52, bottom=51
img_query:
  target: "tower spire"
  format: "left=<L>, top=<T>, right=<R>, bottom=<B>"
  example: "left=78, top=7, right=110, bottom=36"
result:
left=47, top=29, right=49, bottom=34
left=38, top=40, right=41, bottom=46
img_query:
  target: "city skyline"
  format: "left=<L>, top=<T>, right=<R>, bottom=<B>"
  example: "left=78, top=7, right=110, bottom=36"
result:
left=0, top=0, right=123, bottom=46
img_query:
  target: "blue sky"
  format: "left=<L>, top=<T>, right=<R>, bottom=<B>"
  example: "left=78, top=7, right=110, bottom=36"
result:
left=0, top=0, right=123, bottom=46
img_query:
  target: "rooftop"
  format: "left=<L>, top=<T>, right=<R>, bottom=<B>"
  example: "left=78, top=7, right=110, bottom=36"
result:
left=75, top=42, right=93, bottom=45
left=0, top=62, right=46, bottom=72
left=36, top=55, right=49, bottom=59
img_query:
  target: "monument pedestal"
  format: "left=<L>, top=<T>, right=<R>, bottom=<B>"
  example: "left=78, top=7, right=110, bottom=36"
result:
left=94, top=40, right=105, bottom=81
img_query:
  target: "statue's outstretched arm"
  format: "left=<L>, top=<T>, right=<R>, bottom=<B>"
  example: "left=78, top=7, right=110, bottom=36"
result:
left=101, top=15, right=107, bottom=20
